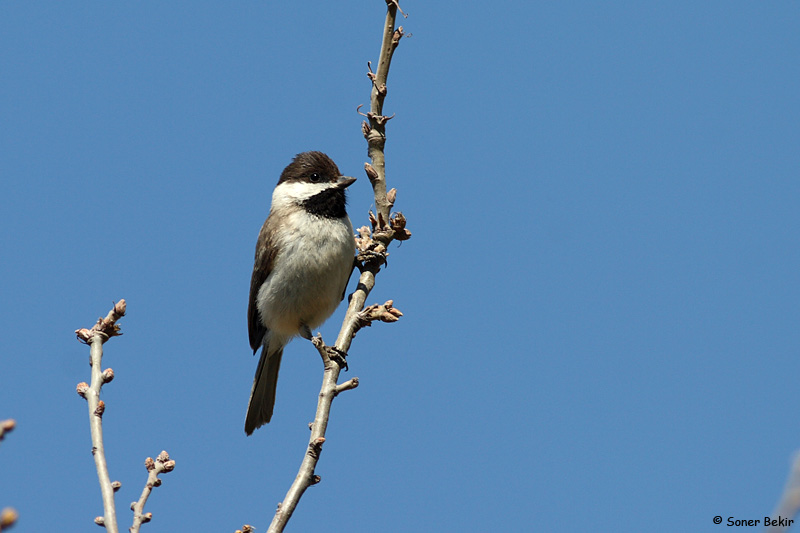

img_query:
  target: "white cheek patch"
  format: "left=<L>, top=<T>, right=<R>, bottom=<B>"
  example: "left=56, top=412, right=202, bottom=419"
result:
left=271, top=181, right=335, bottom=210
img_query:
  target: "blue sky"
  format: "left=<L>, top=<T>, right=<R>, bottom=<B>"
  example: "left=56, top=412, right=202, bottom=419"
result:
left=1, top=2, right=799, bottom=532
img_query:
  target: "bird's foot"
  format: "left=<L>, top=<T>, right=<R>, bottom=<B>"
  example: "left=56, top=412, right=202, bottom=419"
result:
left=327, top=347, right=348, bottom=371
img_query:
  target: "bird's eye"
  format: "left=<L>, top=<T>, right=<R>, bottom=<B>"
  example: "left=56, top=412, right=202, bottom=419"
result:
left=309, top=173, right=322, bottom=183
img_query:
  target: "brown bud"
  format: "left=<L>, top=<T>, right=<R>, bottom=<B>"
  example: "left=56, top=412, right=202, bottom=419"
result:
left=364, top=162, right=379, bottom=181
left=102, top=368, right=114, bottom=383
left=156, top=450, right=170, bottom=463
left=1, top=507, right=19, bottom=528
left=386, top=188, right=397, bottom=205
left=94, top=401, right=105, bottom=417
left=75, top=328, right=92, bottom=343
left=75, top=382, right=89, bottom=397
left=111, top=481, right=121, bottom=492
left=391, top=212, right=411, bottom=241
left=393, top=26, right=405, bottom=45
left=94, top=516, right=105, bottom=526
left=145, top=457, right=155, bottom=471
left=142, top=512, right=152, bottom=523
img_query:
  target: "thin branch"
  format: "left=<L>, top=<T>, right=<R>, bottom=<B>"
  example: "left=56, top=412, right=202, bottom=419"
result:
left=130, top=451, right=176, bottom=533
left=76, top=300, right=126, bottom=533
left=266, top=335, right=355, bottom=532
left=265, top=3, right=410, bottom=531
left=363, top=0, right=406, bottom=233
left=766, top=451, right=800, bottom=532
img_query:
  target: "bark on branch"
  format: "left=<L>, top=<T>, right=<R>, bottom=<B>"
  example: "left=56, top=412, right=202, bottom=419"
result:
left=130, top=451, right=176, bottom=533
left=76, top=300, right=127, bottom=533
left=75, top=300, right=174, bottom=533
left=264, top=2, right=410, bottom=532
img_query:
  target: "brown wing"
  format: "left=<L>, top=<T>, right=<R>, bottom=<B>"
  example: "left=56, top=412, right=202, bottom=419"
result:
left=248, top=215, right=277, bottom=353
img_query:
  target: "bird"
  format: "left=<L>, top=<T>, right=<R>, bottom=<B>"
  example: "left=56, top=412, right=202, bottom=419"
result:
left=245, top=151, right=356, bottom=435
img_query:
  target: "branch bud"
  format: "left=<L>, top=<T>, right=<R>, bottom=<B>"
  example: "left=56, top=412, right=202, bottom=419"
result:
left=364, top=162, right=379, bottom=183
left=94, top=516, right=105, bottom=526
left=75, top=328, right=92, bottom=344
left=0, top=419, right=17, bottom=441
left=1, top=508, right=19, bottom=528
left=101, top=368, right=114, bottom=383
left=392, top=26, right=405, bottom=46
left=390, top=212, right=411, bottom=241
left=113, top=299, right=127, bottom=318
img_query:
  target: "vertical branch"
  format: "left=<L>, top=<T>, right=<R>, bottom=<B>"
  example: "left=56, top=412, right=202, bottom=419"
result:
left=88, top=335, right=118, bottom=532
left=75, top=301, right=174, bottom=531
left=75, top=300, right=127, bottom=533
left=264, top=2, right=409, bottom=532
left=364, top=0, right=405, bottom=231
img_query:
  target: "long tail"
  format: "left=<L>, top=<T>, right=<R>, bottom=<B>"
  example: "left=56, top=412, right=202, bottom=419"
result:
left=245, top=343, right=284, bottom=435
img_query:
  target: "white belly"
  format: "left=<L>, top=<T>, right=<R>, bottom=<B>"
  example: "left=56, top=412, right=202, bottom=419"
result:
left=257, top=211, right=354, bottom=337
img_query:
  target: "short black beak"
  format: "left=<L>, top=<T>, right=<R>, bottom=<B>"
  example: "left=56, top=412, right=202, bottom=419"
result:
left=337, top=176, right=357, bottom=189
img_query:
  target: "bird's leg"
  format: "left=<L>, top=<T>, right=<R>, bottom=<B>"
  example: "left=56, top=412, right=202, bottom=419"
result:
left=308, top=329, right=349, bottom=371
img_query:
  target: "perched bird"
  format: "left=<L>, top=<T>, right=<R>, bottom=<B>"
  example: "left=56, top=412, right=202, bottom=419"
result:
left=245, top=151, right=356, bottom=435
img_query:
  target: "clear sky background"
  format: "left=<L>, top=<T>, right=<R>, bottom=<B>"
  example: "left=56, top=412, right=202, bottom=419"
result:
left=1, top=2, right=799, bottom=532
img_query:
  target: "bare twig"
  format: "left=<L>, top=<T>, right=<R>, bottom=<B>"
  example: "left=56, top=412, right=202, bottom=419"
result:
left=130, top=451, right=176, bottom=533
left=76, top=300, right=126, bottom=533
left=266, top=334, right=358, bottom=532
left=265, top=3, right=410, bottom=532
left=362, top=0, right=406, bottom=235
left=766, top=451, right=800, bottom=532
left=75, top=299, right=127, bottom=345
